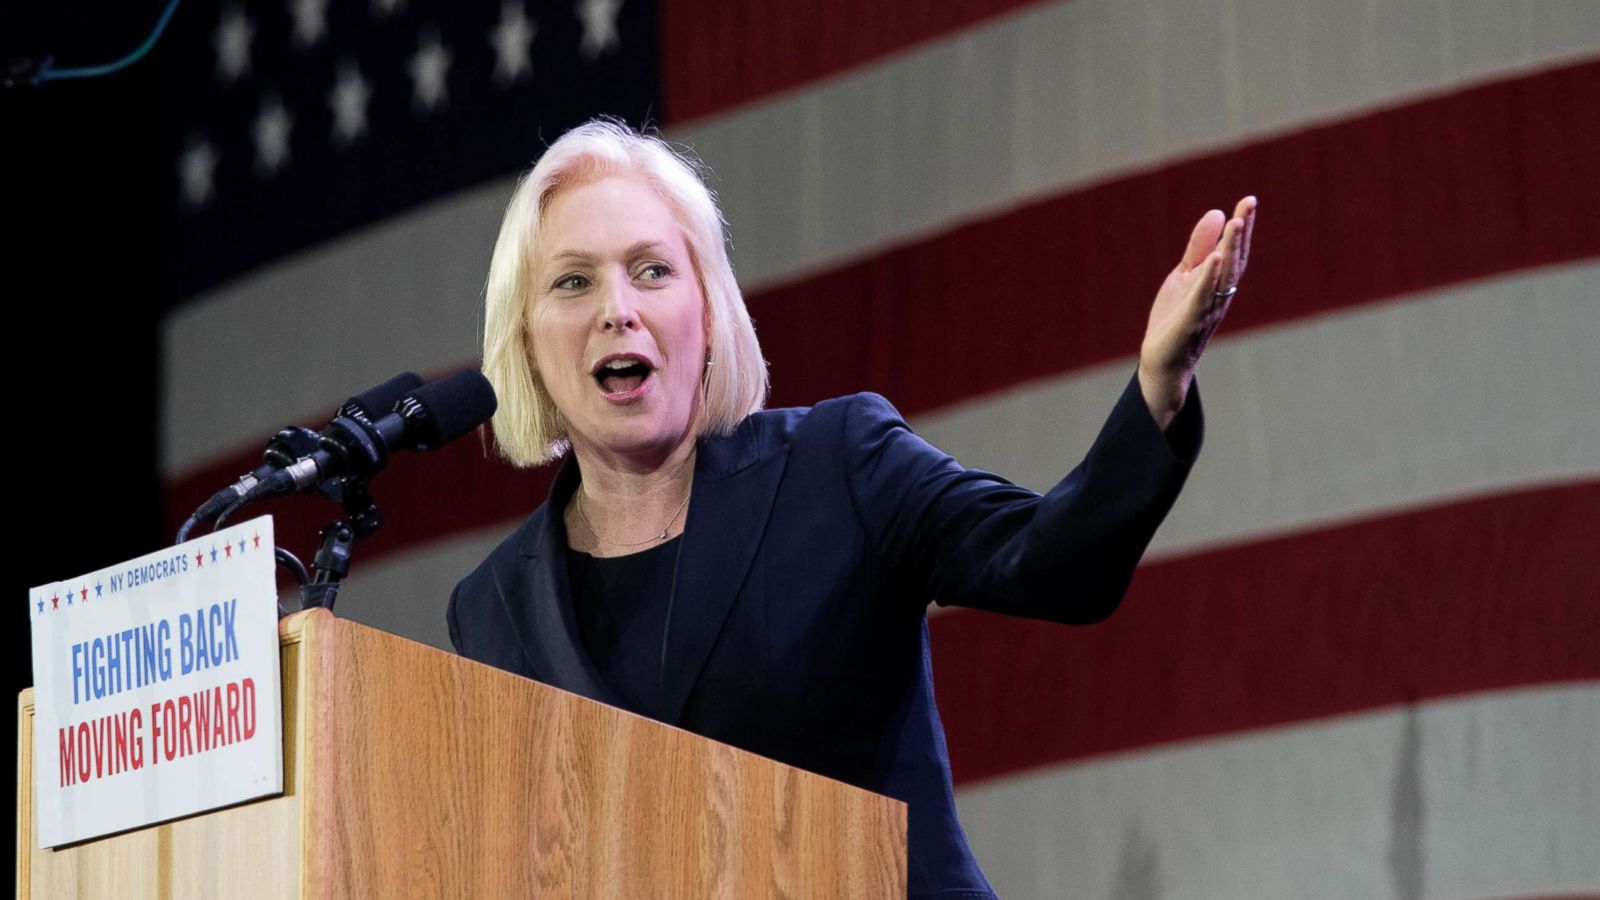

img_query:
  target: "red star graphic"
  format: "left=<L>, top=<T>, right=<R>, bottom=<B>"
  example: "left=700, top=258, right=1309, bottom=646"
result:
left=253, top=533, right=261, bottom=548
left=196, top=551, right=205, bottom=567
left=80, top=586, right=88, bottom=601
left=224, top=544, right=232, bottom=558
left=51, top=594, right=59, bottom=610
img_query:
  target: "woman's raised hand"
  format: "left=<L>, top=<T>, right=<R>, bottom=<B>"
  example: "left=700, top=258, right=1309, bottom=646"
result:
left=1137, top=196, right=1257, bottom=430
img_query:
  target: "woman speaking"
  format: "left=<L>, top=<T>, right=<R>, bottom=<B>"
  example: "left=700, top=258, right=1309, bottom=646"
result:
left=449, top=118, right=1256, bottom=898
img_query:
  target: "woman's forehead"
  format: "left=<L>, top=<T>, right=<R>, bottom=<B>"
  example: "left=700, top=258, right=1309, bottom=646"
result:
left=538, top=175, right=687, bottom=249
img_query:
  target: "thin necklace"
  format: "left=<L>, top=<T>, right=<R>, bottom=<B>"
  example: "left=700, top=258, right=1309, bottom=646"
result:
left=574, top=459, right=694, bottom=547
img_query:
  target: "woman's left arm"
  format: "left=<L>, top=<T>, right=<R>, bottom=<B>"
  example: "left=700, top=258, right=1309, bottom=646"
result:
left=1137, top=196, right=1257, bottom=431
left=843, top=198, right=1256, bottom=623
left=844, top=374, right=1197, bottom=624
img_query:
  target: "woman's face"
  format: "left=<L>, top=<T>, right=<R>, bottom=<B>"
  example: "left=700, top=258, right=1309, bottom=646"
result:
left=528, top=175, right=708, bottom=465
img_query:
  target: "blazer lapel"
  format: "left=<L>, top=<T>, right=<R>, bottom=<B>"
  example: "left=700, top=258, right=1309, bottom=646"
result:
left=488, top=422, right=789, bottom=724
left=659, top=424, right=789, bottom=725
left=492, top=455, right=621, bottom=707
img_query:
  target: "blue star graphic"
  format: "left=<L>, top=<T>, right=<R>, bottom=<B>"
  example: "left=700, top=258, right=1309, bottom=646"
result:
left=94, top=581, right=103, bottom=597
left=238, top=538, right=247, bottom=554
left=211, top=546, right=219, bottom=562
left=36, top=598, right=43, bottom=613
left=67, top=592, right=73, bottom=605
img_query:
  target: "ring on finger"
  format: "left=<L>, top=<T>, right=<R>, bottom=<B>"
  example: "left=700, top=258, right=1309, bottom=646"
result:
left=1213, top=286, right=1238, bottom=300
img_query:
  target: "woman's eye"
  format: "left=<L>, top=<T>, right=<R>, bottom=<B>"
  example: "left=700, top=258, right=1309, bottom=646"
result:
left=555, top=274, right=589, bottom=290
left=639, top=263, right=672, bottom=281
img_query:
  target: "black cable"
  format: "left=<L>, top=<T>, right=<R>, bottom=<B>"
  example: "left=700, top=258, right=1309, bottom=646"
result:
left=275, top=547, right=310, bottom=587
left=213, top=495, right=248, bottom=533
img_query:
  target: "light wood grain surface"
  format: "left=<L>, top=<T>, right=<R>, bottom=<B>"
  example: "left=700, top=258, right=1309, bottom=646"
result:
left=18, top=609, right=906, bottom=898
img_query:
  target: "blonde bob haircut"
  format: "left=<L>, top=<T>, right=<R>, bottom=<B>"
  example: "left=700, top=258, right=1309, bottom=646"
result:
left=482, top=118, right=769, bottom=467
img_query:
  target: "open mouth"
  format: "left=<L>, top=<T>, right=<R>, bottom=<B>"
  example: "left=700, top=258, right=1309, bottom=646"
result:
left=592, top=354, right=656, bottom=398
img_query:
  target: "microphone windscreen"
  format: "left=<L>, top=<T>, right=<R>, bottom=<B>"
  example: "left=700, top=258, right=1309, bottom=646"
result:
left=405, top=369, right=498, bottom=449
left=341, top=372, right=424, bottom=421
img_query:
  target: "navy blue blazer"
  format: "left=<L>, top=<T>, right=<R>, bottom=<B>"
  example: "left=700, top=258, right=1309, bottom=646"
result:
left=448, top=369, right=1202, bottom=898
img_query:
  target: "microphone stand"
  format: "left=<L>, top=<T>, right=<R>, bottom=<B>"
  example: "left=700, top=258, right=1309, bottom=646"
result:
left=297, top=477, right=384, bottom=613
left=177, top=369, right=493, bottom=615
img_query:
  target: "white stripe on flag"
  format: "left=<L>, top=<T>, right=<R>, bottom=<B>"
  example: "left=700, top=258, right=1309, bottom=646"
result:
left=161, top=184, right=504, bottom=474
left=955, top=681, right=1600, bottom=899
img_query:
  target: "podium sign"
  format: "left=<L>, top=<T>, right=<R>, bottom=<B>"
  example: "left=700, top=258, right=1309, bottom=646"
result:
left=27, top=516, right=284, bottom=848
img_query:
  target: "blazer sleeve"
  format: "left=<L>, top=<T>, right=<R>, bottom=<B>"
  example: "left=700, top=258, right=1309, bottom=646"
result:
left=842, top=366, right=1202, bottom=623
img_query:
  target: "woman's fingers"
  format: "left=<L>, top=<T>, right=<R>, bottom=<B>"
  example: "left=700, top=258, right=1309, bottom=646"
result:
left=1218, top=216, right=1245, bottom=292
left=1181, top=209, right=1226, bottom=272
left=1193, top=250, right=1223, bottom=313
left=1182, top=199, right=1256, bottom=281
left=1221, top=196, right=1257, bottom=289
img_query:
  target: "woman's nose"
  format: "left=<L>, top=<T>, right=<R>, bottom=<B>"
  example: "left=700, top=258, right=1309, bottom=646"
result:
left=598, top=277, right=639, bottom=332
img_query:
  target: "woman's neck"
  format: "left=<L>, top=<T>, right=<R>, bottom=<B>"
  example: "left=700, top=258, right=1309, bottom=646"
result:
left=564, top=434, right=698, bottom=557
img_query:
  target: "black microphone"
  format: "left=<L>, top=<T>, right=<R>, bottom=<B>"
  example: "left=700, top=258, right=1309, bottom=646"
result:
left=339, top=372, right=426, bottom=423
left=395, top=367, right=501, bottom=450
left=176, top=372, right=426, bottom=541
left=249, top=369, right=496, bottom=501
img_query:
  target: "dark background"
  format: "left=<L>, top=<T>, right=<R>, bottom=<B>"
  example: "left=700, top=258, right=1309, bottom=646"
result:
left=4, top=0, right=169, bottom=865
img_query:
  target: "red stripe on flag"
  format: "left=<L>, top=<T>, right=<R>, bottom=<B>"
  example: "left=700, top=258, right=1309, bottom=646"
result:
left=756, top=60, right=1600, bottom=410
left=659, top=0, right=1054, bottom=124
left=930, top=480, right=1600, bottom=786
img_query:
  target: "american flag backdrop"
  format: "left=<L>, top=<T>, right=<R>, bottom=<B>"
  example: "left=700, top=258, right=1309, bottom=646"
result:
left=146, top=0, right=1600, bottom=896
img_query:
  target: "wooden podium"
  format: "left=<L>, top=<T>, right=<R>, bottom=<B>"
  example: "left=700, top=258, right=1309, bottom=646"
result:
left=16, top=609, right=906, bottom=898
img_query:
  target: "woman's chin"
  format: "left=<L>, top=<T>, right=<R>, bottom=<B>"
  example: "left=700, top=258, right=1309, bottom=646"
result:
left=573, top=416, right=693, bottom=464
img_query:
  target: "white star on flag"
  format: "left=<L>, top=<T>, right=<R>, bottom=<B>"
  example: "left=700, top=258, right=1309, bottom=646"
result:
left=177, top=138, right=218, bottom=209
left=252, top=96, right=294, bottom=175
left=289, top=0, right=329, bottom=48
left=329, top=61, right=373, bottom=146
left=576, top=0, right=621, bottom=60
left=213, top=5, right=253, bottom=83
left=490, top=2, right=536, bottom=86
left=409, top=29, right=453, bottom=113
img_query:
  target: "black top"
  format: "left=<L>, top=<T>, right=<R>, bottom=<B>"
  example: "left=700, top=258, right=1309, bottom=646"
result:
left=564, top=536, right=682, bottom=723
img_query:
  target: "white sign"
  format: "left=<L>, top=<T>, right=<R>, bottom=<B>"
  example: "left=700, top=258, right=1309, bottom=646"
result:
left=28, top=516, right=284, bottom=847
